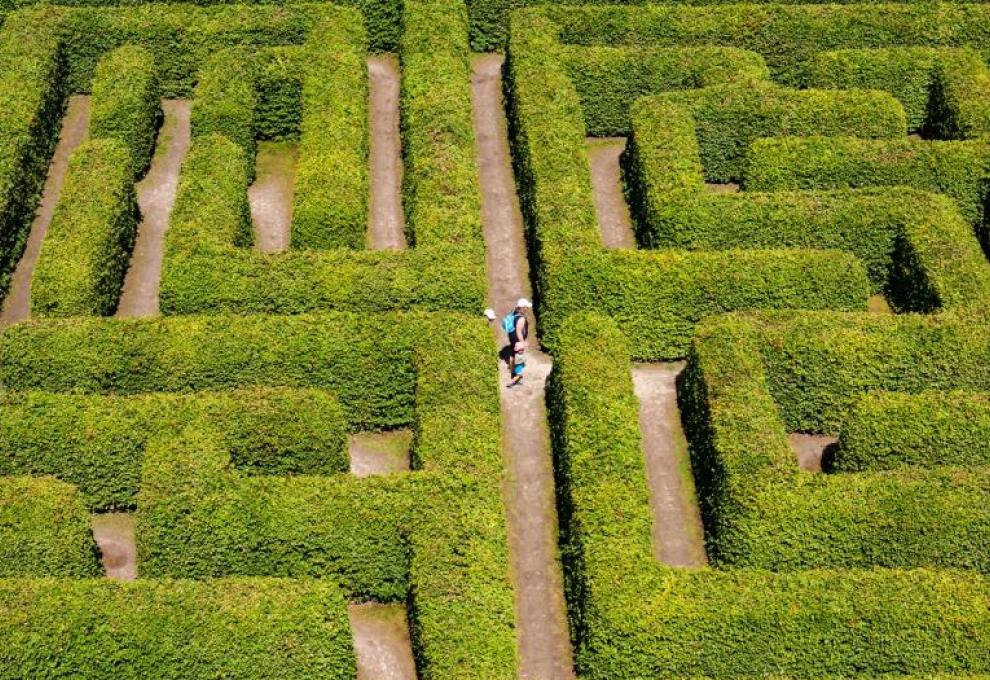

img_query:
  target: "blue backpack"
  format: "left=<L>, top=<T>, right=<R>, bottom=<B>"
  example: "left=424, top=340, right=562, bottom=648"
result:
left=501, top=312, right=517, bottom=335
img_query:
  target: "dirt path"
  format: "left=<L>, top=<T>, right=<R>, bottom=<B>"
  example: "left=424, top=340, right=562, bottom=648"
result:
left=0, top=95, right=91, bottom=327
left=367, top=55, right=406, bottom=250
left=91, top=513, right=137, bottom=580
left=587, top=137, right=636, bottom=249
left=632, top=364, right=708, bottom=567
left=349, top=430, right=412, bottom=477
left=249, top=141, right=296, bottom=253
left=348, top=603, right=417, bottom=680
left=472, top=53, right=575, bottom=680
left=788, top=433, right=838, bottom=473
left=116, top=99, right=191, bottom=318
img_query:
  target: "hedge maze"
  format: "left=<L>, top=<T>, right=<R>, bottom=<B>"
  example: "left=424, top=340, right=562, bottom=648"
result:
left=3, top=0, right=990, bottom=678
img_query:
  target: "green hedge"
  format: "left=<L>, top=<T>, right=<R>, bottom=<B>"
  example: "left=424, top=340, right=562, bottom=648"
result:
left=0, top=312, right=416, bottom=429
left=682, top=311, right=990, bottom=572
left=624, top=95, right=990, bottom=311
left=31, top=138, right=137, bottom=317
left=291, top=17, right=367, bottom=249
left=157, top=0, right=487, bottom=315
left=254, top=46, right=303, bottom=141
left=549, top=312, right=990, bottom=678
left=506, top=12, right=873, bottom=359
left=530, top=3, right=990, bottom=86
left=560, top=44, right=769, bottom=136
left=160, top=135, right=483, bottom=314
left=744, top=136, right=990, bottom=236
left=88, top=44, right=160, bottom=177
left=635, top=82, right=906, bottom=184
left=837, top=389, right=990, bottom=472
left=0, top=578, right=357, bottom=679
left=0, top=9, right=66, bottom=300
left=0, top=476, right=99, bottom=577
left=0, top=387, right=347, bottom=511
left=190, top=47, right=256, bottom=177
left=802, top=47, right=990, bottom=135
left=137, top=424, right=409, bottom=599
left=55, top=4, right=353, bottom=96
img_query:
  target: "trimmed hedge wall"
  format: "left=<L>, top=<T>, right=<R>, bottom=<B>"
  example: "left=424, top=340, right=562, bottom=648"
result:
left=157, top=0, right=488, bottom=316
left=0, top=9, right=66, bottom=301
left=137, top=424, right=408, bottom=599
left=0, top=476, right=99, bottom=577
left=682, top=311, right=990, bottom=573
left=0, top=578, right=357, bottom=679
left=0, top=312, right=417, bottom=429
left=505, top=11, right=870, bottom=359
left=744, top=136, right=990, bottom=236
left=292, top=16, right=367, bottom=249
left=803, top=47, right=990, bottom=135
left=549, top=313, right=990, bottom=678
left=623, top=94, right=990, bottom=312
left=560, top=44, right=769, bottom=136
left=31, top=138, right=137, bottom=317
left=0, top=310, right=518, bottom=677
left=190, top=47, right=257, bottom=178
left=0, top=387, right=347, bottom=510
left=531, top=3, right=990, bottom=85
left=88, top=44, right=160, bottom=177
left=837, top=389, right=990, bottom=472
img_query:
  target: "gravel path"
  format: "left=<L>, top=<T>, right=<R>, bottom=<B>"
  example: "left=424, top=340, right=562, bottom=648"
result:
left=367, top=55, right=406, bottom=250
left=587, top=137, right=635, bottom=249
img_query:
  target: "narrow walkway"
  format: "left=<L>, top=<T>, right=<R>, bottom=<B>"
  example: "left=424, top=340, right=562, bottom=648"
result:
left=788, top=433, right=838, bottom=473
left=632, top=364, right=708, bottom=567
left=472, top=53, right=575, bottom=680
left=349, top=430, right=412, bottom=477
left=367, top=55, right=406, bottom=250
left=116, top=99, right=191, bottom=318
left=586, top=137, right=635, bottom=249
left=0, top=95, right=91, bottom=327
left=91, top=512, right=137, bottom=580
left=348, top=603, right=417, bottom=680
left=249, top=141, right=296, bottom=253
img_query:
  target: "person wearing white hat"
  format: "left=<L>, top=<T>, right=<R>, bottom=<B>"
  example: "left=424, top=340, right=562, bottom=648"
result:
left=500, top=298, right=533, bottom=387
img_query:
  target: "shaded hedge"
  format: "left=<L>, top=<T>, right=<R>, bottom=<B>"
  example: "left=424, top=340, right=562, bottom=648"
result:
left=549, top=312, right=990, bottom=678
left=560, top=44, right=769, bottom=136
left=0, top=388, right=347, bottom=510
left=623, top=93, right=990, bottom=312
left=530, top=3, right=990, bottom=85
left=803, top=47, right=990, bottom=136
left=292, top=16, right=367, bottom=249
left=88, top=44, right=160, bottom=177
left=0, top=578, right=357, bottom=679
left=0, top=310, right=518, bottom=677
left=190, top=47, right=256, bottom=178
left=505, top=11, right=869, bottom=359
left=744, top=136, right=990, bottom=236
left=681, top=311, right=990, bottom=573
left=0, top=9, right=66, bottom=300
left=31, top=138, right=137, bottom=317
left=837, top=389, right=990, bottom=472
left=0, top=476, right=99, bottom=577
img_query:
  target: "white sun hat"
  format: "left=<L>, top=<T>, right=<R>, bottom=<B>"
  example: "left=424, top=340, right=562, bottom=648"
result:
left=483, top=308, right=496, bottom=321
left=516, top=298, right=533, bottom=308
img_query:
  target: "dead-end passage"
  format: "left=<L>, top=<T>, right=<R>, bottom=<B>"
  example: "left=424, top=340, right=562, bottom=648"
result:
left=249, top=141, right=297, bottom=253
left=788, top=433, right=839, bottom=473
left=91, top=512, right=137, bottom=580
left=0, top=95, right=91, bottom=327
left=868, top=294, right=893, bottom=314
left=586, top=137, right=635, bottom=249
left=347, top=434, right=416, bottom=678
left=632, top=363, right=708, bottom=568
left=348, top=603, right=417, bottom=680
left=367, top=55, right=407, bottom=250
left=472, top=53, right=576, bottom=680
left=116, top=99, right=191, bottom=318
left=348, top=429, right=412, bottom=477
